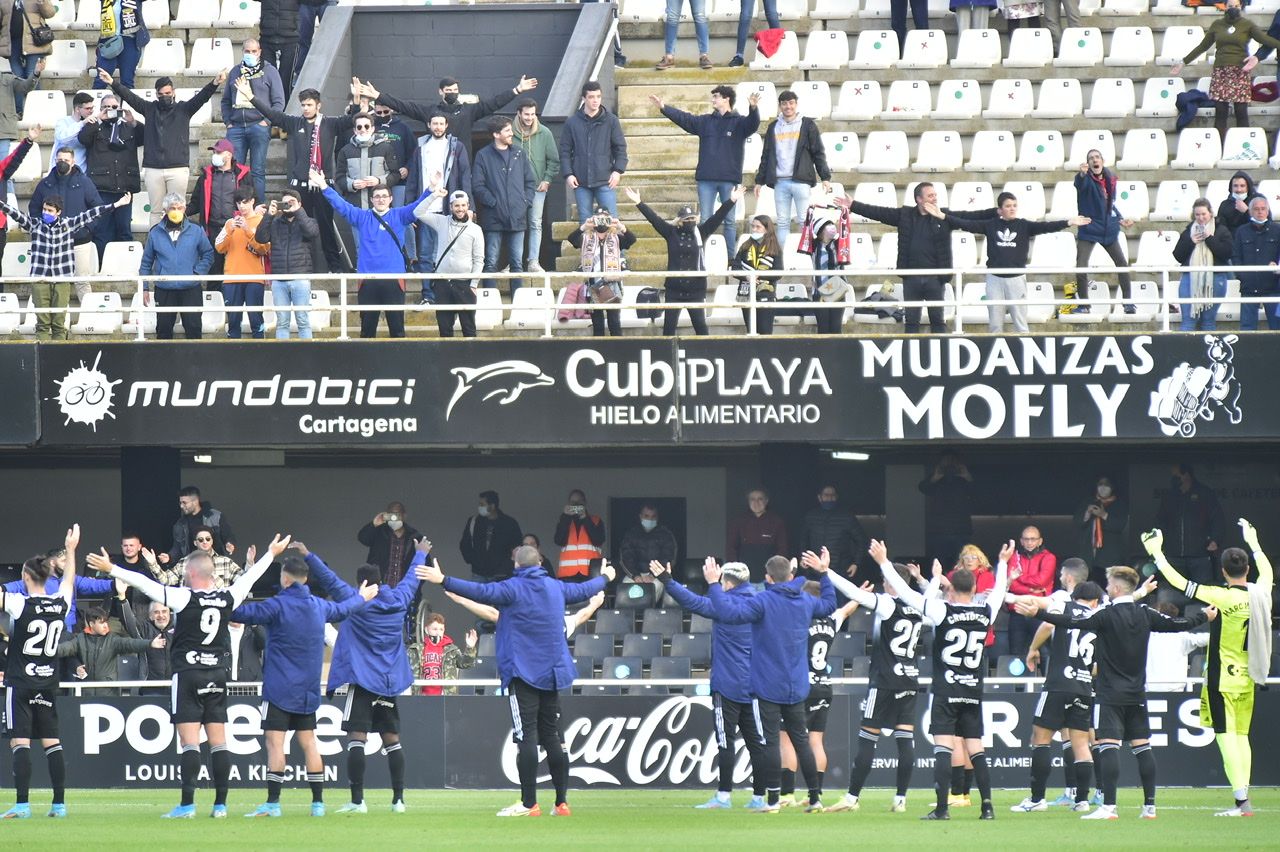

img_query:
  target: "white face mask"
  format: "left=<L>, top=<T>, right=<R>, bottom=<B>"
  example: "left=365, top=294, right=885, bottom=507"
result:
left=1096, top=485, right=1112, bottom=498
left=211, top=153, right=227, bottom=168
left=1232, top=192, right=1249, bottom=200
left=354, top=132, right=372, bottom=145
left=640, top=519, right=657, bottom=532
left=387, top=519, right=403, bottom=532
left=749, top=232, right=764, bottom=241
left=477, top=506, right=489, bottom=518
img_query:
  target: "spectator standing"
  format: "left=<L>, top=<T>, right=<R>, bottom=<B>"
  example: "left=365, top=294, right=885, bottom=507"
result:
left=189, top=139, right=249, bottom=248
left=726, top=488, right=789, bottom=584
left=619, top=505, right=678, bottom=580
left=372, top=103, right=414, bottom=206
left=131, top=601, right=176, bottom=684
left=256, top=0, right=300, bottom=99
left=1154, top=463, right=1227, bottom=600
left=78, top=92, right=141, bottom=257
left=999, top=0, right=1042, bottom=32
left=1217, top=171, right=1263, bottom=233
left=405, top=115, right=471, bottom=294
left=1232, top=195, right=1280, bottom=331
left=357, top=501, right=421, bottom=586
left=164, top=486, right=236, bottom=564
left=1172, top=0, right=1280, bottom=143
left=655, top=0, right=711, bottom=70
left=139, top=193, right=215, bottom=339
left=0, top=59, right=39, bottom=190
left=799, top=484, right=867, bottom=579
left=729, top=0, right=779, bottom=67
left=1073, top=150, right=1135, bottom=315
left=952, top=0, right=994, bottom=31
left=731, top=215, right=781, bottom=334
left=223, top=39, right=283, bottom=204
left=257, top=189, right=319, bottom=339
left=5, top=0, right=52, bottom=86
left=93, top=0, right=150, bottom=90
left=554, top=489, right=605, bottom=582
left=564, top=207, right=635, bottom=338
left=417, top=613, right=477, bottom=696
left=845, top=183, right=997, bottom=334
left=56, top=606, right=158, bottom=694
left=414, top=188, right=484, bottom=338
left=559, top=81, right=627, bottom=222
left=105, top=68, right=225, bottom=226
left=1173, top=198, right=1233, bottom=331
left=459, top=490, right=523, bottom=583
left=510, top=98, right=558, bottom=273
left=0, top=188, right=123, bottom=339
left=295, top=0, right=336, bottom=82
left=0, top=127, right=34, bottom=263
left=242, top=77, right=357, bottom=273
left=332, top=112, right=401, bottom=258
left=1075, top=476, right=1129, bottom=586
left=357, top=74, right=537, bottom=157
left=650, top=87, right=759, bottom=248
left=313, top=168, right=430, bottom=338
left=755, top=90, right=830, bottom=244
left=472, top=116, right=536, bottom=293
left=918, top=453, right=974, bottom=570
left=52, top=91, right=92, bottom=174
left=1042, top=0, right=1080, bottom=48
left=1006, top=526, right=1057, bottom=659
left=29, top=145, right=104, bottom=303
left=805, top=208, right=851, bottom=335
left=627, top=184, right=740, bottom=336
left=214, top=187, right=269, bottom=339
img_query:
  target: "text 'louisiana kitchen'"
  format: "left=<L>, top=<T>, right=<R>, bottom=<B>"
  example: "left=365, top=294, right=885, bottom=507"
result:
left=569, top=349, right=829, bottom=426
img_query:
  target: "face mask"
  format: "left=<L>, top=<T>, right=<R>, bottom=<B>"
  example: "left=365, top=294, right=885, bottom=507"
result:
left=211, top=153, right=227, bottom=168
left=640, top=519, right=657, bottom=532
left=158, top=95, right=175, bottom=107
left=750, top=232, right=764, bottom=241
left=477, top=506, right=489, bottom=517
left=55, top=161, right=71, bottom=175
left=819, top=499, right=836, bottom=510
left=166, top=210, right=184, bottom=225
left=443, top=92, right=459, bottom=105
left=1232, top=191, right=1248, bottom=200
left=1227, top=6, right=1242, bottom=19
left=242, top=53, right=259, bottom=68
left=41, top=212, right=56, bottom=224
left=1096, top=485, right=1112, bottom=498
left=355, top=132, right=374, bottom=145
left=1252, top=216, right=1269, bottom=224
left=387, top=519, right=403, bottom=532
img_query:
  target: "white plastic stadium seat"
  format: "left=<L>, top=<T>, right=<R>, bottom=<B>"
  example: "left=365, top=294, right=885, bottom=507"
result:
left=1031, top=78, right=1083, bottom=118
left=933, top=79, right=982, bottom=119
left=848, top=29, right=899, bottom=69
left=1255, top=180, right=1280, bottom=218
left=141, top=0, right=171, bottom=28
left=775, top=0, right=807, bottom=19
left=72, top=0, right=104, bottom=29
left=750, top=30, right=799, bottom=70
left=952, top=28, right=1001, bottom=68
left=788, top=81, right=831, bottom=119
left=858, top=0, right=890, bottom=17
left=1084, top=78, right=1135, bottom=118
left=959, top=280, right=989, bottom=324
left=798, top=31, right=850, bottom=70
left=619, top=0, right=664, bottom=21
left=1136, top=78, right=1185, bottom=118
left=880, top=80, right=931, bottom=119
left=1116, top=128, right=1169, bottom=170
left=1002, top=182, right=1047, bottom=220
left=1099, top=0, right=1146, bottom=13
left=1205, top=178, right=1231, bottom=211
left=1064, top=130, right=1114, bottom=171
left=822, top=132, right=860, bottom=171
left=1113, top=180, right=1151, bottom=221
left=137, top=39, right=186, bottom=76
left=735, top=81, right=778, bottom=120
left=503, top=286, right=555, bottom=329
left=1104, top=27, right=1155, bottom=66
left=71, top=292, right=123, bottom=334
left=1028, top=232, right=1076, bottom=270
left=187, top=38, right=234, bottom=75
left=1113, top=279, right=1160, bottom=322
left=706, top=283, right=744, bottom=328
left=1151, top=180, right=1201, bottom=221
left=850, top=182, right=897, bottom=222
left=964, top=130, right=1016, bottom=172
left=43, top=39, right=88, bottom=78
left=47, top=0, right=74, bottom=30
left=772, top=281, right=805, bottom=326
left=1171, top=129, right=1222, bottom=169
left=1003, top=28, right=1053, bottom=68
left=11, top=142, right=41, bottom=182
left=215, top=0, right=260, bottom=26
left=1153, top=0, right=1194, bottom=14
left=1158, top=26, right=1208, bottom=65
left=1136, top=230, right=1179, bottom=267
left=949, top=181, right=993, bottom=212
left=702, top=235, right=728, bottom=274
left=0, top=291, right=20, bottom=333
left=121, top=292, right=156, bottom=336
left=170, top=0, right=218, bottom=27
left=832, top=80, right=881, bottom=120
left=983, top=78, right=1033, bottom=119
left=742, top=134, right=763, bottom=173
left=848, top=231, right=876, bottom=267
left=1026, top=281, right=1057, bottom=323
left=131, top=192, right=153, bottom=233
left=470, top=286, right=502, bottom=330
left=1053, top=27, right=1103, bottom=67
left=100, top=241, right=145, bottom=277
left=19, top=91, right=66, bottom=129
left=1218, top=127, right=1268, bottom=169
left=1059, top=281, right=1109, bottom=323
left=858, top=131, right=909, bottom=173
left=912, top=131, right=963, bottom=173
left=811, top=0, right=858, bottom=19
left=1015, top=130, right=1066, bottom=171
left=859, top=283, right=901, bottom=324
left=873, top=233, right=898, bottom=269
left=177, top=89, right=213, bottom=126
left=952, top=232, right=979, bottom=269
left=899, top=29, right=948, bottom=68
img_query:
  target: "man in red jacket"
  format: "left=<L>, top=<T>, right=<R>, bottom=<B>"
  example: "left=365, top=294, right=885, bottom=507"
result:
left=1006, top=527, right=1057, bottom=658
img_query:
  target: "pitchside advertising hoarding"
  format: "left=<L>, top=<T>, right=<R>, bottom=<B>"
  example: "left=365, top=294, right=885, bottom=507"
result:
left=19, top=692, right=1274, bottom=789
left=28, top=333, right=1268, bottom=446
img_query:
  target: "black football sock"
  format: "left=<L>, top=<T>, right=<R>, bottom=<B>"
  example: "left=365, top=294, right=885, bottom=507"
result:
left=815, top=771, right=825, bottom=797
left=266, top=772, right=284, bottom=804
left=850, top=731, right=878, bottom=796
left=547, top=741, right=570, bottom=807
left=781, top=768, right=795, bottom=798
left=347, top=741, right=366, bottom=805
left=180, top=745, right=201, bottom=807
left=307, top=772, right=324, bottom=804
left=963, top=767, right=974, bottom=796
left=970, top=751, right=991, bottom=804
left=1061, top=742, right=1077, bottom=795
left=934, top=746, right=952, bottom=813
left=1096, top=744, right=1119, bottom=806
left=211, top=745, right=231, bottom=806
left=12, top=745, right=31, bottom=804
left=45, top=744, right=65, bottom=806
left=1133, top=744, right=1157, bottom=807
left=950, top=764, right=964, bottom=796
left=894, top=731, right=915, bottom=797
left=384, top=742, right=405, bottom=803
left=1030, top=744, right=1051, bottom=802
left=1073, top=760, right=1093, bottom=804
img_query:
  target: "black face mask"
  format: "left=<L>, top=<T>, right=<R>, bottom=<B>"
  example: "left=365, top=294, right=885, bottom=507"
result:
left=1226, top=6, right=1242, bottom=19
left=55, top=162, right=71, bottom=175
left=157, top=95, right=175, bottom=107
left=442, top=92, right=459, bottom=105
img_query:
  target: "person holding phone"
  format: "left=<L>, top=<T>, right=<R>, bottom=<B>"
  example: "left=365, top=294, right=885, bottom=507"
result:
left=553, top=490, right=605, bottom=582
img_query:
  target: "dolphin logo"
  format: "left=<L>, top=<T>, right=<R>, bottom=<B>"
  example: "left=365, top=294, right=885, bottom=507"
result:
left=446, top=360, right=556, bottom=420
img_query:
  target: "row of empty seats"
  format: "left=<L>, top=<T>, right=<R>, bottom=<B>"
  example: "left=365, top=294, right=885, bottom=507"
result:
left=39, top=37, right=239, bottom=79
left=45, top=0, right=259, bottom=31
left=20, top=87, right=217, bottom=134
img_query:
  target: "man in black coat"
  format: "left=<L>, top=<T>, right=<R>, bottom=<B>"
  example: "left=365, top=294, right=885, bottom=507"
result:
left=256, top=0, right=301, bottom=98
left=754, top=89, right=831, bottom=245
left=459, top=490, right=523, bottom=583
left=78, top=92, right=142, bottom=258
left=799, top=484, right=867, bottom=580
left=357, top=500, right=421, bottom=586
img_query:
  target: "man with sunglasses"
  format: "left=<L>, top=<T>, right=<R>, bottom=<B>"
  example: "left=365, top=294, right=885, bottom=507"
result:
left=371, top=105, right=414, bottom=207
left=150, top=526, right=245, bottom=590
left=334, top=113, right=401, bottom=261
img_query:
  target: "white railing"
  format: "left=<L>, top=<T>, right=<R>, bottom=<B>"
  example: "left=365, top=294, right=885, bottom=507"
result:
left=6, top=263, right=1279, bottom=339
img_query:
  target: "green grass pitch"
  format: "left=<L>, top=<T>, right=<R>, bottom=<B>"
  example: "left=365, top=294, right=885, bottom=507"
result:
left=1, top=787, right=1273, bottom=848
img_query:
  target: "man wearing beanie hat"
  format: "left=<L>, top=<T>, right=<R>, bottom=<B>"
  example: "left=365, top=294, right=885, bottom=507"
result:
left=415, top=186, right=485, bottom=338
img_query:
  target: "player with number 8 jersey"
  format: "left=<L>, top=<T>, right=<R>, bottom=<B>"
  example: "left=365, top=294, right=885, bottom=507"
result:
left=90, top=534, right=291, bottom=819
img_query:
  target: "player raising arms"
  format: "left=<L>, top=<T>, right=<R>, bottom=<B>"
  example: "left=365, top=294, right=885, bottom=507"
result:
left=1, top=524, right=80, bottom=819
left=805, top=547, right=927, bottom=815
left=1016, top=565, right=1208, bottom=820
left=873, top=537, right=1011, bottom=821
left=89, top=534, right=292, bottom=818
left=1143, top=518, right=1273, bottom=817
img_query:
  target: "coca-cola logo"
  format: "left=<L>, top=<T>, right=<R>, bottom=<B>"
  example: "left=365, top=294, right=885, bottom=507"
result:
left=499, top=697, right=754, bottom=787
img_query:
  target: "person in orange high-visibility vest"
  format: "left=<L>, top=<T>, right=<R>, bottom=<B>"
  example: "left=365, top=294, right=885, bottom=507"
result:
left=554, top=489, right=605, bottom=582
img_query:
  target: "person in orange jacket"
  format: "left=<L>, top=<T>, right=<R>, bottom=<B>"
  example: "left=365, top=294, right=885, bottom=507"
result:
left=215, top=187, right=270, bottom=338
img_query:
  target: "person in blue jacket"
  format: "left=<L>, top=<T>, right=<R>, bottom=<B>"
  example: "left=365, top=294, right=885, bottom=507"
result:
left=651, top=557, right=768, bottom=811
left=312, top=167, right=432, bottom=339
left=297, top=537, right=428, bottom=815
left=2, top=548, right=113, bottom=632
left=232, top=553, right=377, bottom=818
left=420, top=546, right=614, bottom=818
left=1072, top=150, right=1135, bottom=315
left=708, top=554, right=835, bottom=814
left=139, top=193, right=215, bottom=340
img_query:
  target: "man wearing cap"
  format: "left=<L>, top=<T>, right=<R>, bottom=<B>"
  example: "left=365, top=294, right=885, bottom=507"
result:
left=415, top=185, right=485, bottom=338
left=189, top=138, right=251, bottom=289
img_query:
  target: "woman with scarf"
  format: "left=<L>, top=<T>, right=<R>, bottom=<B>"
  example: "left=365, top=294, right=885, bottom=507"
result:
left=1173, top=198, right=1233, bottom=331
left=1076, top=476, right=1128, bottom=586
left=94, top=0, right=150, bottom=90
left=731, top=213, right=780, bottom=334
left=1171, top=0, right=1280, bottom=144
left=802, top=207, right=851, bottom=334
left=564, top=206, right=635, bottom=337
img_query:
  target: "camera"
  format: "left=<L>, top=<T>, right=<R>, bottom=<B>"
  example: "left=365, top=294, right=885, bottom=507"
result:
left=105, top=108, right=118, bottom=120
left=592, top=214, right=611, bottom=232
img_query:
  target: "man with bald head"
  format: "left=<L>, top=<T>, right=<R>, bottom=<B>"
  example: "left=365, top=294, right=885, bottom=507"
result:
left=1006, top=526, right=1057, bottom=659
